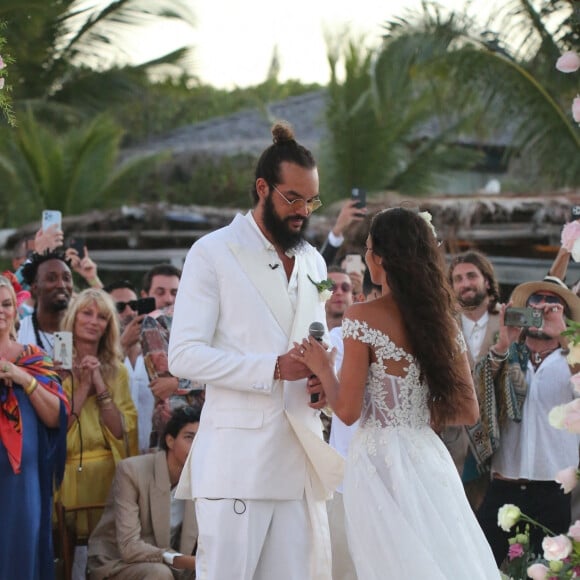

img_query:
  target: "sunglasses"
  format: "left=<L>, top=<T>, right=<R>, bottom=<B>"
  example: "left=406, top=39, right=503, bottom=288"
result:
left=115, top=300, right=138, bottom=313
left=271, top=185, right=322, bottom=214
left=330, top=282, right=353, bottom=293
left=526, top=293, right=565, bottom=306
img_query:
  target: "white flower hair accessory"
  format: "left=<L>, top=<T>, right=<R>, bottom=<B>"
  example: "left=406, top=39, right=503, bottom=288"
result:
left=418, top=211, right=437, bottom=239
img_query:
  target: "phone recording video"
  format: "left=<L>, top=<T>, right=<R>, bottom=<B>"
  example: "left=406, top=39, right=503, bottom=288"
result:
left=136, top=297, right=156, bottom=315
left=351, top=188, right=366, bottom=213
left=571, top=205, right=580, bottom=222
left=67, top=236, right=86, bottom=260
left=504, top=307, right=543, bottom=328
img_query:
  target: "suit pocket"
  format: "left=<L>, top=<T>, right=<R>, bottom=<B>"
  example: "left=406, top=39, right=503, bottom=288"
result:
left=213, top=409, right=264, bottom=429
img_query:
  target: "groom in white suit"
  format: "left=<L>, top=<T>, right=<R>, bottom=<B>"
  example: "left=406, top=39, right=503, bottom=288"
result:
left=168, top=122, right=343, bottom=580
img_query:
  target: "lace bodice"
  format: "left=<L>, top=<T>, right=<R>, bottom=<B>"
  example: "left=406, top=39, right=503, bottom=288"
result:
left=342, top=318, right=431, bottom=430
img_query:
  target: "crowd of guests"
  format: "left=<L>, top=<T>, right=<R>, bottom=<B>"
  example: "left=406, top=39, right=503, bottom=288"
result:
left=1, top=160, right=579, bottom=579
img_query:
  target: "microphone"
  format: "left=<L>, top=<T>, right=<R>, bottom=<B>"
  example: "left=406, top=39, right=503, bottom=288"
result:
left=308, top=321, right=325, bottom=403
left=269, top=263, right=280, bottom=270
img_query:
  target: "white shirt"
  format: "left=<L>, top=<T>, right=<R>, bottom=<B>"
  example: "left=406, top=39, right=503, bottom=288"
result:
left=491, top=350, right=579, bottom=480
left=328, top=325, right=359, bottom=494
left=124, top=354, right=155, bottom=453
left=461, top=311, right=489, bottom=359
left=17, top=315, right=55, bottom=357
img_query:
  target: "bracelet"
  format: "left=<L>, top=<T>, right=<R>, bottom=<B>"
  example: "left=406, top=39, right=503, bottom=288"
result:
left=97, top=395, right=113, bottom=407
left=87, top=276, right=102, bottom=288
left=489, top=348, right=509, bottom=362
left=96, top=390, right=111, bottom=401
left=24, top=377, right=38, bottom=396
left=275, top=356, right=281, bottom=381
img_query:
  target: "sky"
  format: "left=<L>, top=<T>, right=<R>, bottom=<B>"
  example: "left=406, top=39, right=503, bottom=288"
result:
left=142, top=0, right=500, bottom=89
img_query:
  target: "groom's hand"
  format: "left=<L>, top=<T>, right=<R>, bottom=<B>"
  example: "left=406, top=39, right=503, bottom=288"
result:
left=277, top=350, right=312, bottom=381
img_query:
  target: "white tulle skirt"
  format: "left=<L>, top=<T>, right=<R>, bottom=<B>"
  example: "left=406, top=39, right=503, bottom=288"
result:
left=343, top=424, right=500, bottom=580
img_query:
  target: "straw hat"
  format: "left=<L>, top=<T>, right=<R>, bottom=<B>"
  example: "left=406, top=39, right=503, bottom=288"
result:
left=510, top=276, right=580, bottom=322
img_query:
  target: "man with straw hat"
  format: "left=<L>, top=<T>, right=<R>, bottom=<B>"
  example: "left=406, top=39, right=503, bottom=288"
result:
left=475, top=275, right=580, bottom=566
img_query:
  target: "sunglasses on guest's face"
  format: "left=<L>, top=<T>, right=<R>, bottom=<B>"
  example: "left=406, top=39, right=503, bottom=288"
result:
left=115, top=300, right=138, bottom=313
left=331, top=282, right=353, bottom=293
left=526, top=293, right=565, bottom=307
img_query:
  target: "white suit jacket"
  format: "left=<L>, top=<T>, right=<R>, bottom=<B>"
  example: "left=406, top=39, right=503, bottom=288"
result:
left=169, top=212, right=343, bottom=501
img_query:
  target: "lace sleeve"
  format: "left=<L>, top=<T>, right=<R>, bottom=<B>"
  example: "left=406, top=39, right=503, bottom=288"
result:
left=342, top=317, right=365, bottom=342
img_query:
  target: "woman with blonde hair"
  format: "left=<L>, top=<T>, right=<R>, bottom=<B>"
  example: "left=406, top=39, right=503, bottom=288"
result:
left=0, top=275, right=69, bottom=580
left=56, top=288, right=138, bottom=537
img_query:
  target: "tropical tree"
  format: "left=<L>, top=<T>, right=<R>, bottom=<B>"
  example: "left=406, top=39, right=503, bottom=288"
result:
left=386, top=0, right=580, bottom=190
left=320, top=17, right=484, bottom=200
left=0, top=0, right=196, bottom=119
left=0, top=109, right=162, bottom=227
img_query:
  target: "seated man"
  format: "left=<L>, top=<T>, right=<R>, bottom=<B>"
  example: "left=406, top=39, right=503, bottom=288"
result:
left=87, top=407, right=199, bottom=579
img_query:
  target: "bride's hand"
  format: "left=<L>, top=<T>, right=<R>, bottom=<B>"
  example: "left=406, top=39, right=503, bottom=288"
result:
left=292, top=337, right=336, bottom=376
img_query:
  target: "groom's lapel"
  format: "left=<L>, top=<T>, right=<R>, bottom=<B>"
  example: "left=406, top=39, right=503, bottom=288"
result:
left=228, top=242, right=294, bottom=336
left=288, top=251, right=324, bottom=346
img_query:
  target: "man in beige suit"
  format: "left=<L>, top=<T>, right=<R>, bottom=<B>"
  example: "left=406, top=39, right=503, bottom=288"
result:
left=87, top=407, right=199, bottom=579
left=446, top=250, right=501, bottom=509
left=168, top=122, right=343, bottom=580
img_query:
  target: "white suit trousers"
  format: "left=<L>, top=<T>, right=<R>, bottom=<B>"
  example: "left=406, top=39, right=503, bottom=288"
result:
left=195, top=497, right=310, bottom=580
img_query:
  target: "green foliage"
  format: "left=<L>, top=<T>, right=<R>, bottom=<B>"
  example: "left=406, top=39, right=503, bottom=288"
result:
left=0, top=109, right=162, bottom=226
left=0, top=20, right=14, bottom=125
left=136, top=152, right=256, bottom=208
left=321, top=13, right=484, bottom=201
left=109, top=77, right=323, bottom=145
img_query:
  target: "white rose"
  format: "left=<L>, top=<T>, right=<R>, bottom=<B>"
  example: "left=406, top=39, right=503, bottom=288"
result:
left=497, top=504, right=521, bottom=532
left=319, top=289, right=332, bottom=302
left=555, top=466, right=579, bottom=494
left=548, top=404, right=567, bottom=429
left=572, top=238, right=580, bottom=263
left=542, top=534, right=572, bottom=561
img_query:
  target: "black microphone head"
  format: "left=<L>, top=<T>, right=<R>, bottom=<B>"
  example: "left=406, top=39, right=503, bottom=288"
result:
left=308, top=321, right=325, bottom=341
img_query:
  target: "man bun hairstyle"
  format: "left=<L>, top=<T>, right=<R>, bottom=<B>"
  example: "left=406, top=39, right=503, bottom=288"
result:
left=251, top=121, right=316, bottom=204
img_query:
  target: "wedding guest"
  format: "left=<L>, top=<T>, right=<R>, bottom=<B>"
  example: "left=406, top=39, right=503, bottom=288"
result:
left=18, top=250, right=74, bottom=358
left=0, top=275, right=69, bottom=580
left=295, top=207, right=498, bottom=579
left=476, top=276, right=580, bottom=565
left=56, top=288, right=138, bottom=540
left=87, top=406, right=199, bottom=580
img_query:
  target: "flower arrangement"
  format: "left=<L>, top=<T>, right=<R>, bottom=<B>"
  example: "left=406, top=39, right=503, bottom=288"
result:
left=0, top=20, right=15, bottom=126
left=555, top=50, right=580, bottom=125
left=497, top=504, right=580, bottom=579
left=307, top=274, right=334, bottom=302
left=418, top=210, right=438, bottom=238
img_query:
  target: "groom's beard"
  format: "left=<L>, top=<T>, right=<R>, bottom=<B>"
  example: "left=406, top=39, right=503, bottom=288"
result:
left=263, top=193, right=308, bottom=253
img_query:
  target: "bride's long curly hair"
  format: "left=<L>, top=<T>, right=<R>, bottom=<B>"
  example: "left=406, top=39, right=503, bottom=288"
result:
left=369, top=207, right=463, bottom=426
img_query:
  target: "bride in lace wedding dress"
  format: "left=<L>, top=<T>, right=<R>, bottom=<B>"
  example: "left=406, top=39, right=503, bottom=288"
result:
left=296, top=208, right=499, bottom=579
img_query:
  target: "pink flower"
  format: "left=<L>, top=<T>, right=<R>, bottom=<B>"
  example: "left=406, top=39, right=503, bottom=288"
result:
left=508, top=542, right=525, bottom=560
left=573, top=95, right=580, bottom=124
left=527, top=562, right=550, bottom=580
left=555, top=466, right=579, bottom=493
left=571, top=372, right=580, bottom=395
left=562, top=221, right=580, bottom=250
left=542, top=534, right=573, bottom=561
left=0, top=55, right=4, bottom=70
left=562, top=398, right=580, bottom=433
left=568, top=520, right=580, bottom=541
left=556, top=51, right=580, bottom=73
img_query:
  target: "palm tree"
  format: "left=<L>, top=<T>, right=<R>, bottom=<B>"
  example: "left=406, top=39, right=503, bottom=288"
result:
left=0, top=109, right=162, bottom=227
left=384, top=1, right=580, bottom=189
left=320, top=16, right=483, bottom=200
left=0, top=0, right=195, bottom=118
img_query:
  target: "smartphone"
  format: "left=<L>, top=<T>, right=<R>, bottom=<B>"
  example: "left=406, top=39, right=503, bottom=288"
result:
left=504, top=307, right=543, bottom=328
left=42, top=210, right=62, bottom=232
left=571, top=205, right=580, bottom=222
left=67, top=236, right=86, bottom=260
left=351, top=188, right=366, bottom=210
left=344, top=254, right=365, bottom=276
left=53, top=331, right=73, bottom=370
left=136, top=297, right=156, bottom=315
